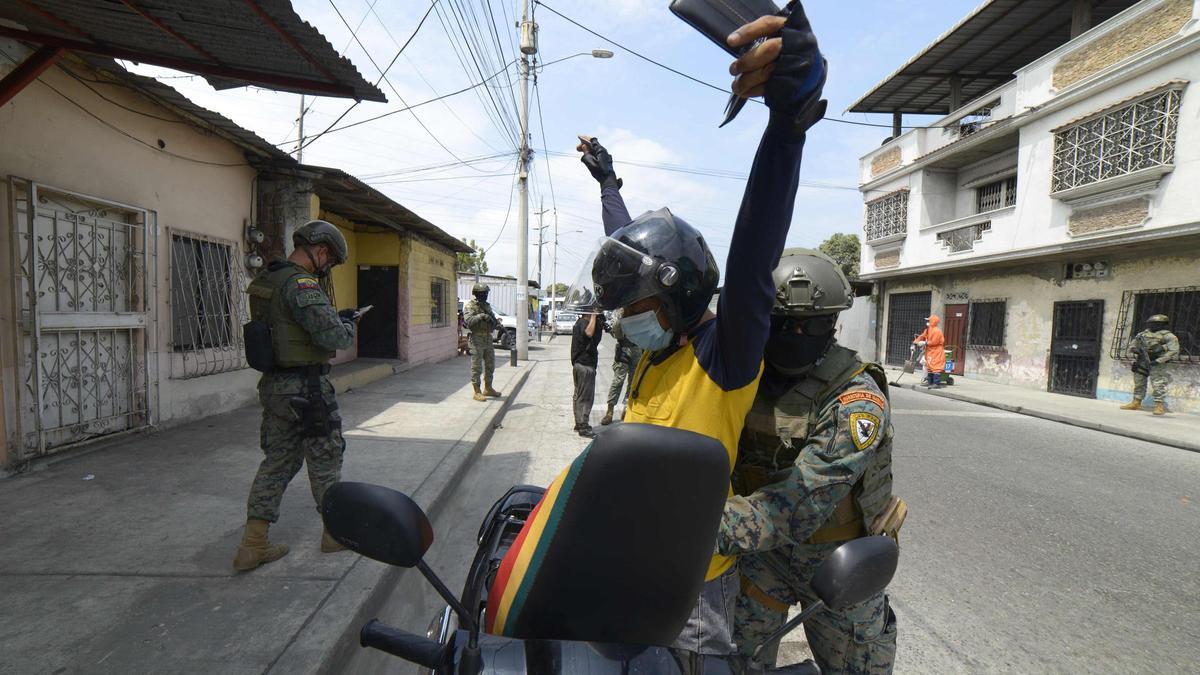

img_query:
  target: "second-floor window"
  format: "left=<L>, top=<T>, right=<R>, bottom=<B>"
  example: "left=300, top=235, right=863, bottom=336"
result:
left=1051, top=87, right=1182, bottom=193
left=976, top=175, right=1017, bottom=213
left=864, top=190, right=908, bottom=242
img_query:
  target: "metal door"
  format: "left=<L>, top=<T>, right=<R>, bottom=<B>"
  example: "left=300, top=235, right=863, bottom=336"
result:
left=885, top=292, right=932, bottom=366
left=9, top=179, right=157, bottom=459
left=943, top=304, right=968, bottom=376
left=357, top=266, right=399, bottom=359
left=1049, top=300, right=1104, bottom=398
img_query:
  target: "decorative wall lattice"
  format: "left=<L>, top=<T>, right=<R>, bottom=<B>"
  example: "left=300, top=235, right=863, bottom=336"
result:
left=1051, top=88, right=1182, bottom=192
left=864, top=190, right=908, bottom=242
left=937, top=222, right=991, bottom=252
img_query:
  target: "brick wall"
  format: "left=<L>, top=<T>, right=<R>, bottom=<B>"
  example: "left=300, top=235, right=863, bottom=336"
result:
left=1053, top=0, right=1191, bottom=89
left=871, top=147, right=902, bottom=178
left=1068, top=198, right=1149, bottom=235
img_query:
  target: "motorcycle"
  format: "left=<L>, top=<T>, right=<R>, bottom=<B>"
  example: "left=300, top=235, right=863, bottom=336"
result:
left=322, top=423, right=898, bottom=674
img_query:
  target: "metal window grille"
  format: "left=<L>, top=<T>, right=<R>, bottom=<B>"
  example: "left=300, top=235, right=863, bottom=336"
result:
left=956, top=100, right=998, bottom=138
left=937, top=222, right=991, bottom=253
left=967, top=300, right=1007, bottom=349
left=1110, top=286, right=1200, bottom=363
left=864, top=190, right=908, bottom=242
left=885, top=291, right=931, bottom=366
left=169, top=231, right=248, bottom=378
left=1004, top=175, right=1017, bottom=207
left=975, top=176, right=1018, bottom=213
left=1051, top=88, right=1182, bottom=192
left=431, top=277, right=447, bottom=327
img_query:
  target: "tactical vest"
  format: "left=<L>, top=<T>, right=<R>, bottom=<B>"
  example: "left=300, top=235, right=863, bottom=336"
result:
left=736, top=345, right=894, bottom=542
left=465, top=300, right=495, bottom=336
left=1134, top=330, right=1173, bottom=359
left=245, top=263, right=334, bottom=368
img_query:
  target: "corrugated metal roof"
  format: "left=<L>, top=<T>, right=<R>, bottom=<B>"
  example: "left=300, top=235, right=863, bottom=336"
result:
left=0, top=0, right=384, bottom=102
left=849, top=0, right=1139, bottom=115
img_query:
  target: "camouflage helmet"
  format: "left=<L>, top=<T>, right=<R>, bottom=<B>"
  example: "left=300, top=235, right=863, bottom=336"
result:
left=472, top=283, right=490, bottom=295
left=293, top=220, right=348, bottom=265
left=1147, top=314, right=1169, bottom=324
left=771, top=248, right=854, bottom=317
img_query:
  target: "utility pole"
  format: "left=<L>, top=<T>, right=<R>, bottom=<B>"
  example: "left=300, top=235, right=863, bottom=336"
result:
left=535, top=198, right=547, bottom=293
left=515, top=0, right=535, bottom=361
left=297, top=94, right=305, bottom=163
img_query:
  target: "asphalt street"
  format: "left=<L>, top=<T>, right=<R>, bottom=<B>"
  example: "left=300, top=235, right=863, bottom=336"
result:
left=347, top=338, right=1200, bottom=674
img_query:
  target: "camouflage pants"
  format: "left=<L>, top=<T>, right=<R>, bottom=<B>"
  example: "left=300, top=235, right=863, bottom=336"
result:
left=246, top=374, right=345, bottom=523
left=470, top=333, right=495, bottom=386
left=735, top=545, right=897, bottom=674
left=607, top=360, right=632, bottom=408
left=1132, top=365, right=1171, bottom=403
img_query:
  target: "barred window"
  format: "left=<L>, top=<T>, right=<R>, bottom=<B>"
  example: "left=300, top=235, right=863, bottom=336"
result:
left=1134, top=288, right=1198, bottom=360
left=169, top=231, right=247, bottom=378
left=937, top=222, right=991, bottom=253
left=864, top=190, right=908, bottom=242
left=976, top=175, right=1017, bottom=212
left=431, top=278, right=448, bottom=327
left=968, top=300, right=1006, bottom=349
left=1051, top=88, right=1182, bottom=193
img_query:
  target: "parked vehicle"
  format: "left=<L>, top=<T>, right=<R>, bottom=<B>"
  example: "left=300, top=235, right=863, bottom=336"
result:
left=321, top=424, right=899, bottom=674
left=493, top=311, right=536, bottom=350
left=553, top=311, right=578, bottom=335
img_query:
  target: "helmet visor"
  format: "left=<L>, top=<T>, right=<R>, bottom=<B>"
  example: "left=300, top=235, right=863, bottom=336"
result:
left=564, top=237, right=661, bottom=313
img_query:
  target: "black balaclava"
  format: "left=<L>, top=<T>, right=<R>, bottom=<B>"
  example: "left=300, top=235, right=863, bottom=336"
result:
left=764, top=315, right=837, bottom=377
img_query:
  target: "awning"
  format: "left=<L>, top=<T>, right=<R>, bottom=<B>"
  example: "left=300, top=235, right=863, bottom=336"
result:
left=0, top=0, right=384, bottom=102
left=848, top=0, right=1138, bottom=115
left=298, top=165, right=474, bottom=254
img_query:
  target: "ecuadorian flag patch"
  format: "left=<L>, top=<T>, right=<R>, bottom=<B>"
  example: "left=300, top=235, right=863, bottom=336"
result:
left=295, top=277, right=319, bottom=290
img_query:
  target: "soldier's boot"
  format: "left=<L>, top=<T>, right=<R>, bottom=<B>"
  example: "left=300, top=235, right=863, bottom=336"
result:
left=232, top=519, right=289, bottom=571
left=1153, top=401, right=1166, bottom=416
left=472, top=383, right=487, bottom=402
left=600, top=406, right=614, bottom=426
left=1119, top=399, right=1142, bottom=410
left=320, top=529, right=347, bottom=553
left=483, top=378, right=502, bottom=398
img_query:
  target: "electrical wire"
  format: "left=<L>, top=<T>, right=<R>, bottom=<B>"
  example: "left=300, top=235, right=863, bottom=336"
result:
left=367, top=172, right=516, bottom=185
left=484, top=165, right=521, bottom=254
left=297, top=0, right=441, bottom=154
left=436, top=1, right=521, bottom=147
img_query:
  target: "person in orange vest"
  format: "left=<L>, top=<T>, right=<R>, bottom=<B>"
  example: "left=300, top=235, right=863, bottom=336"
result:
left=913, top=315, right=946, bottom=388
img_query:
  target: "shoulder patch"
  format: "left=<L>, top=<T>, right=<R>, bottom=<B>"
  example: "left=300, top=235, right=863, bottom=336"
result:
left=838, top=390, right=886, bottom=409
left=849, top=412, right=882, bottom=451
left=295, top=276, right=320, bottom=290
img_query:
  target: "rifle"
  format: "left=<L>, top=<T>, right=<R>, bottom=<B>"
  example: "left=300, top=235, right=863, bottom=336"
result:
left=1132, top=340, right=1152, bottom=376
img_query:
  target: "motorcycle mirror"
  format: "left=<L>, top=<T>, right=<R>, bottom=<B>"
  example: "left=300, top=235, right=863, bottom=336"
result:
left=321, top=482, right=433, bottom=567
left=811, top=536, right=899, bottom=610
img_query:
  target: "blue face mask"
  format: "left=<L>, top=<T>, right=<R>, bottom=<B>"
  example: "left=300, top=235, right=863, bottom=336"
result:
left=620, top=309, right=673, bottom=351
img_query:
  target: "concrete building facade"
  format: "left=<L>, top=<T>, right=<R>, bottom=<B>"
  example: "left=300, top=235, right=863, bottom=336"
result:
left=853, top=0, right=1200, bottom=411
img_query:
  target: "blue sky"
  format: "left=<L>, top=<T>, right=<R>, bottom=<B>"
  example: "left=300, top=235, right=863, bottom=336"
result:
left=132, top=0, right=983, bottom=284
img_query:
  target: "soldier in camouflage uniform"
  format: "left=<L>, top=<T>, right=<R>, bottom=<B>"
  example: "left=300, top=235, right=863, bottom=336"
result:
left=717, top=249, right=900, bottom=673
left=233, top=220, right=358, bottom=572
left=1120, top=314, right=1181, bottom=416
left=464, top=283, right=502, bottom=402
left=601, top=311, right=643, bottom=425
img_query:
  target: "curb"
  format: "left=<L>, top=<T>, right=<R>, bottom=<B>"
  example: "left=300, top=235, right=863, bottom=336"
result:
left=892, top=380, right=1200, bottom=454
left=267, top=361, right=536, bottom=674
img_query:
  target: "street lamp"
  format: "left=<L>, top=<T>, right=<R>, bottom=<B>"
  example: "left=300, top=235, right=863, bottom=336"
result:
left=538, top=49, right=615, bottom=70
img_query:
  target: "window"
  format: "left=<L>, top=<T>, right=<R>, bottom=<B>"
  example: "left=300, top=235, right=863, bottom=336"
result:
left=864, top=190, right=908, bottom=242
left=430, top=278, right=448, bottom=326
left=976, top=175, right=1017, bottom=212
left=955, top=100, right=998, bottom=138
left=1051, top=87, right=1182, bottom=193
left=937, top=222, right=991, bottom=252
left=968, top=300, right=1006, bottom=349
left=1111, top=287, right=1199, bottom=362
left=169, top=232, right=247, bottom=377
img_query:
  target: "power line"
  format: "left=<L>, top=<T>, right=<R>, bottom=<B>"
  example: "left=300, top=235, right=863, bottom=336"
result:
left=436, top=0, right=520, bottom=147
left=539, top=149, right=858, bottom=190
left=484, top=165, right=521, bottom=254
left=359, top=151, right=514, bottom=180
left=532, top=0, right=959, bottom=132
left=367, top=172, right=515, bottom=185
left=297, top=0, right=440, bottom=154
left=532, top=76, right=559, bottom=240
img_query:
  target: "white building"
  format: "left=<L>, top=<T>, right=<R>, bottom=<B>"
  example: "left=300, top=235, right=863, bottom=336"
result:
left=852, top=0, right=1200, bottom=412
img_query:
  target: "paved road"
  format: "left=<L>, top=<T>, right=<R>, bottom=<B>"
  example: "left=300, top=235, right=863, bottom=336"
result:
left=348, top=339, right=1200, bottom=673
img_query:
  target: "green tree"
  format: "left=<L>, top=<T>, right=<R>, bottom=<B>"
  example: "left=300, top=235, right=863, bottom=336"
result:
left=456, top=238, right=488, bottom=275
left=550, top=282, right=569, bottom=297
left=819, top=233, right=861, bottom=279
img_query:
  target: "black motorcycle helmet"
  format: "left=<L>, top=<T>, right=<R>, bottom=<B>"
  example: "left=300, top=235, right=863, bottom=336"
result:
left=566, top=208, right=719, bottom=334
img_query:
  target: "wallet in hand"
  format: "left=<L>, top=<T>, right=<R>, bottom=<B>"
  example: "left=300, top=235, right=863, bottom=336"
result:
left=668, top=0, right=784, bottom=126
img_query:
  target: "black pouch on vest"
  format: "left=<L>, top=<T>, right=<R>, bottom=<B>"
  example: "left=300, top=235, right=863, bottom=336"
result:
left=243, top=320, right=274, bottom=372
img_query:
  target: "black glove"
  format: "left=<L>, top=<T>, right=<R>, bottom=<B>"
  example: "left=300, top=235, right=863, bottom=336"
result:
left=338, top=308, right=359, bottom=321
left=765, top=1, right=828, bottom=134
left=580, top=138, right=623, bottom=191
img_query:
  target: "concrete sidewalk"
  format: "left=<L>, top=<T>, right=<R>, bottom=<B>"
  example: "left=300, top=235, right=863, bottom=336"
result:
left=886, top=367, right=1200, bottom=453
left=0, top=353, right=534, bottom=675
